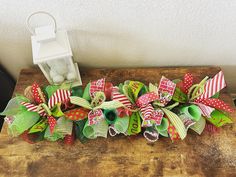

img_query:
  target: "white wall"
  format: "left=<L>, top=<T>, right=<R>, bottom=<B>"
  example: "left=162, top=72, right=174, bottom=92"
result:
left=0, top=0, right=236, bottom=91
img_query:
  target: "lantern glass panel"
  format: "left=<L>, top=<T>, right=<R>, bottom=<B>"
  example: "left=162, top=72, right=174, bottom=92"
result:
left=39, top=57, right=78, bottom=85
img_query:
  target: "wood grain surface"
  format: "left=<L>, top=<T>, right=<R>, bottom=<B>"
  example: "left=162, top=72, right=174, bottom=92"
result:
left=0, top=66, right=235, bottom=177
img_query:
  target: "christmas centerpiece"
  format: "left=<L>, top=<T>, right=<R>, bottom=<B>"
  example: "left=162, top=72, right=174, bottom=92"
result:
left=1, top=71, right=234, bottom=144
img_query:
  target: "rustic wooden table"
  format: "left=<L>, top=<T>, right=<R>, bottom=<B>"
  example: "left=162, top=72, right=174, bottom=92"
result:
left=0, top=67, right=235, bottom=177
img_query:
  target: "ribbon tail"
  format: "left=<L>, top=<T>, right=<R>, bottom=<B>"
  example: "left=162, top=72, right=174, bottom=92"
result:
left=161, top=108, right=187, bottom=140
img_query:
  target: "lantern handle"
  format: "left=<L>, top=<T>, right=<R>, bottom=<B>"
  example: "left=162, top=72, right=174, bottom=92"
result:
left=26, top=11, right=57, bottom=35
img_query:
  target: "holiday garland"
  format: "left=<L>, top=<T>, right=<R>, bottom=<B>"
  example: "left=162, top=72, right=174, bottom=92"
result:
left=0, top=71, right=234, bottom=144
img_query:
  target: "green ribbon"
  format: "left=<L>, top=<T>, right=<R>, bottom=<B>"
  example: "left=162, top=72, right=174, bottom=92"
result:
left=54, top=117, right=73, bottom=135
left=83, top=119, right=108, bottom=139
left=8, top=111, right=40, bottom=137
left=127, top=112, right=141, bottom=135
left=0, top=96, right=29, bottom=116
left=128, top=81, right=144, bottom=99
left=179, top=105, right=201, bottom=121
left=208, top=110, right=233, bottom=127
left=29, top=119, right=47, bottom=134
left=161, top=108, right=187, bottom=140
left=155, top=118, right=169, bottom=137
left=190, top=116, right=206, bottom=135
left=75, top=119, right=88, bottom=143
left=44, top=117, right=73, bottom=141
left=114, top=116, right=129, bottom=134
left=70, top=96, right=125, bottom=111
left=44, top=85, right=60, bottom=98
left=172, top=88, right=188, bottom=103
left=72, top=86, right=83, bottom=97
left=149, top=83, right=158, bottom=93
left=82, top=82, right=91, bottom=101
left=51, top=103, right=64, bottom=117
left=44, top=126, right=64, bottom=141
left=104, top=109, right=117, bottom=124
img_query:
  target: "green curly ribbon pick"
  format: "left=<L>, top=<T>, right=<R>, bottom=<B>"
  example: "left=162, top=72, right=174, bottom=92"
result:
left=188, top=76, right=209, bottom=101
left=161, top=108, right=187, bottom=140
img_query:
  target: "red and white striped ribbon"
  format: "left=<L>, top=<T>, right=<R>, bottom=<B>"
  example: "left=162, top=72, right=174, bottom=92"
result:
left=140, top=104, right=154, bottom=120
left=112, top=87, right=132, bottom=108
left=193, top=102, right=214, bottom=118
left=48, top=90, right=71, bottom=109
left=21, top=102, right=47, bottom=116
left=196, top=71, right=226, bottom=100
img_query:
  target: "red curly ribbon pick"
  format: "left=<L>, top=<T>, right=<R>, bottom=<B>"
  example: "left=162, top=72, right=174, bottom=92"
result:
left=88, top=109, right=104, bottom=125
left=136, top=92, right=159, bottom=107
left=21, top=102, right=47, bottom=117
left=48, top=89, right=71, bottom=109
left=168, top=121, right=180, bottom=141
left=196, top=71, right=226, bottom=101
left=64, top=108, right=89, bottom=121
left=47, top=116, right=57, bottom=134
left=196, top=98, right=234, bottom=113
left=90, top=78, right=105, bottom=98
left=158, top=76, right=176, bottom=105
left=32, top=83, right=46, bottom=104
left=183, top=73, right=194, bottom=94
left=112, top=87, right=132, bottom=108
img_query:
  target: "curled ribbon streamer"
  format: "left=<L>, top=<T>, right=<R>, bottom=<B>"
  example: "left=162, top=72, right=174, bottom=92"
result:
left=143, top=127, right=159, bottom=142
left=190, top=117, right=206, bottom=135
left=161, top=108, right=187, bottom=140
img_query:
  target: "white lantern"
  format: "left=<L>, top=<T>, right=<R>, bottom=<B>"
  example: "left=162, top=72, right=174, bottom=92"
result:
left=27, top=11, right=82, bottom=86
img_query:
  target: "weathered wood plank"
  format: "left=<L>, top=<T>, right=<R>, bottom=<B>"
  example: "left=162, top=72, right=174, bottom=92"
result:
left=0, top=66, right=235, bottom=177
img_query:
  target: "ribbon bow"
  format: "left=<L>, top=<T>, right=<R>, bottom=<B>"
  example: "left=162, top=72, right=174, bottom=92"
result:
left=181, top=71, right=234, bottom=117
left=21, top=83, right=71, bottom=134
left=135, top=77, right=176, bottom=127
left=70, top=78, right=125, bottom=126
